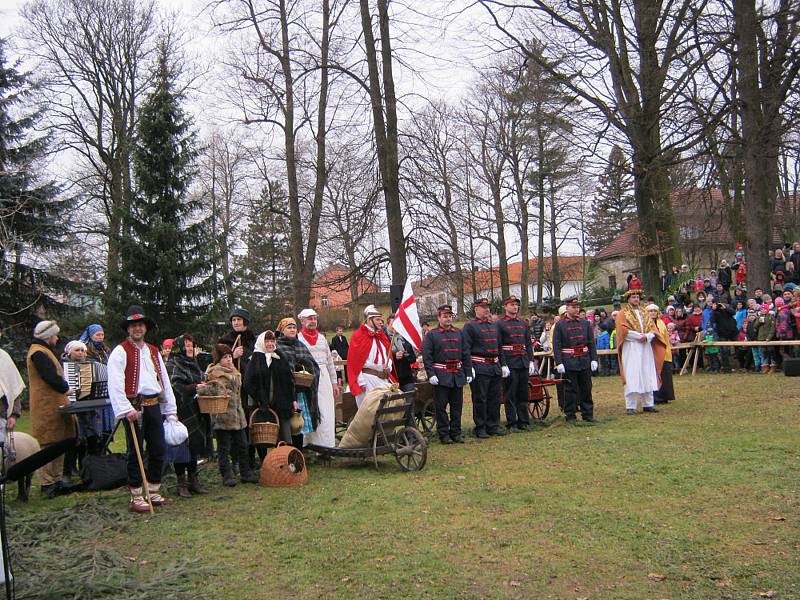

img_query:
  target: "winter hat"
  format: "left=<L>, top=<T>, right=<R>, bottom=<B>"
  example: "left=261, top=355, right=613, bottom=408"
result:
left=33, top=320, right=60, bottom=339
left=212, top=344, right=233, bottom=364
left=162, top=338, right=174, bottom=348
left=775, top=297, right=785, bottom=307
left=64, top=340, right=87, bottom=356
left=645, top=304, right=660, bottom=312
left=760, top=303, right=770, bottom=311
left=229, top=307, right=252, bottom=324
left=297, top=308, right=318, bottom=319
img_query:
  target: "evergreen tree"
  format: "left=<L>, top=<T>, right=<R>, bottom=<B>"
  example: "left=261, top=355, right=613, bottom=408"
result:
left=237, top=181, right=292, bottom=327
left=587, top=145, right=635, bottom=253
left=0, top=37, right=67, bottom=277
left=114, top=37, right=215, bottom=331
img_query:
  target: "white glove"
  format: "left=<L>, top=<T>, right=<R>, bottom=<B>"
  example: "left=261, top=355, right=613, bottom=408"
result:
left=429, top=375, right=439, bottom=386
left=501, top=365, right=510, bottom=378
left=591, top=360, right=598, bottom=372
left=471, top=368, right=476, bottom=379
left=466, top=376, right=473, bottom=384
left=556, top=364, right=565, bottom=374
left=528, top=362, right=537, bottom=376
left=646, top=332, right=655, bottom=342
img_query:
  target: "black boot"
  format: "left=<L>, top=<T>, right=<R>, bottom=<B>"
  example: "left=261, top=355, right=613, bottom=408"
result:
left=176, top=474, right=192, bottom=498
left=221, top=466, right=237, bottom=487
left=188, top=474, right=208, bottom=494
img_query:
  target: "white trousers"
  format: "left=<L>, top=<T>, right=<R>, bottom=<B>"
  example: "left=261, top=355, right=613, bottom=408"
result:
left=625, top=391, right=654, bottom=410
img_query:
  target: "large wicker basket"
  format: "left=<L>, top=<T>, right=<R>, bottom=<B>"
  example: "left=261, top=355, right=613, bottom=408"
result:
left=197, top=395, right=227, bottom=414
left=249, top=408, right=279, bottom=446
left=259, top=442, right=308, bottom=488
left=293, top=367, right=315, bottom=389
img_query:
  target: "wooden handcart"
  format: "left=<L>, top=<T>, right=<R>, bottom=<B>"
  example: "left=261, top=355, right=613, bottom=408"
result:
left=498, top=375, right=561, bottom=420
left=308, top=389, right=428, bottom=471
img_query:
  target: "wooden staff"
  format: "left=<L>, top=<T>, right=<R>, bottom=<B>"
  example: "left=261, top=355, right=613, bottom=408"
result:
left=233, top=334, right=242, bottom=372
left=129, top=421, right=154, bottom=514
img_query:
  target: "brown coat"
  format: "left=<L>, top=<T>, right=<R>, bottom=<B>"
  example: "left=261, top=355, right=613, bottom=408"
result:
left=206, top=364, right=247, bottom=431
left=615, top=305, right=666, bottom=386
left=26, top=343, right=77, bottom=446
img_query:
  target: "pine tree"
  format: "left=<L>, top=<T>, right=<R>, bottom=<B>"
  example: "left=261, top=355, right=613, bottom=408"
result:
left=114, top=37, right=215, bottom=331
left=0, top=37, right=67, bottom=277
left=587, top=145, right=636, bottom=253
left=237, top=181, right=292, bottom=326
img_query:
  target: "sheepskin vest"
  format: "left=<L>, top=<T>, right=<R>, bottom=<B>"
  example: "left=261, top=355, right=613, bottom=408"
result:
left=26, top=343, right=76, bottom=446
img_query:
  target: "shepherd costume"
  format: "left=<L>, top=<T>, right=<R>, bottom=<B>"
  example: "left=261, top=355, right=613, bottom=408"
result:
left=615, top=292, right=666, bottom=412
left=347, top=306, right=396, bottom=407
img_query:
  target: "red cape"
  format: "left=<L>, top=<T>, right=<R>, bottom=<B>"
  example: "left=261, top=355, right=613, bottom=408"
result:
left=346, top=324, right=395, bottom=395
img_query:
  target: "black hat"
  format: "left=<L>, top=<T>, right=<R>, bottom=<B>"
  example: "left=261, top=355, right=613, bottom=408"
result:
left=121, top=305, right=156, bottom=331
left=502, top=295, right=521, bottom=306
left=229, top=307, right=251, bottom=324
left=473, top=298, right=490, bottom=309
left=437, top=304, right=454, bottom=315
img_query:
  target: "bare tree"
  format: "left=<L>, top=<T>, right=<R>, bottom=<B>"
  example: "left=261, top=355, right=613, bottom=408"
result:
left=22, top=0, right=157, bottom=307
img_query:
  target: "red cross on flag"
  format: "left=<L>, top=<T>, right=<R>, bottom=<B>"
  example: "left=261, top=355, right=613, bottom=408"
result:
left=393, top=280, right=423, bottom=352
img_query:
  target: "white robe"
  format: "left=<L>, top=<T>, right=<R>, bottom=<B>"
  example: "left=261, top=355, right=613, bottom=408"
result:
left=299, top=331, right=337, bottom=448
left=355, top=337, right=393, bottom=408
left=620, top=308, right=659, bottom=407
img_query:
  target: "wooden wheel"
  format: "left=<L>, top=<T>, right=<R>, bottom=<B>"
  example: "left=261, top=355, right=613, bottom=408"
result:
left=528, top=385, right=550, bottom=420
left=394, top=427, right=427, bottom=472
left=414, top=399, right=435, bottom=435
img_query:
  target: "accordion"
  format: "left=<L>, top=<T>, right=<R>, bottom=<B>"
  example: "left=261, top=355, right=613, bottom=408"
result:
left=64, top=361, right=109, bottom=402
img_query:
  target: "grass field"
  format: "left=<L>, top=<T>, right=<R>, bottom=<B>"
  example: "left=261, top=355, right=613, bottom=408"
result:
left=8, top=373, right=800, bottom=599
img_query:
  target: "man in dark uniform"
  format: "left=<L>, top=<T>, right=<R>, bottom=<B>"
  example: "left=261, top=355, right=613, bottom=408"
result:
left=552, top=297, right=598, bottom=423
left=497, top=296, right=537, bottom=432
left=422, top=305, right=472, bottom=444
left=463, top=298, right=505, bottom=438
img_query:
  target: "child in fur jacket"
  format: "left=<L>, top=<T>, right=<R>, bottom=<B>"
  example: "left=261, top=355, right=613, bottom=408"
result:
left=205, top=344, right=259, bottom=486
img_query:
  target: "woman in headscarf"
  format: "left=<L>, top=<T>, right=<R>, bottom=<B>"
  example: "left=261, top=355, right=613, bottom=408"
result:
left=166, top=334, right=208, bottom=498
left=79, top=324, right=114, bottom=437
left=243, top=331, right=297, bottom=455
left=647, top=304, right=675, bottom=404
left=274, top=318, right=320, bottom=445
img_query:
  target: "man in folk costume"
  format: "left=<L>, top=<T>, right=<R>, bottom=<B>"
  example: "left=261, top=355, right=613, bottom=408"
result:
left=497, top=296, right=537, bottom=432
left=108, top=306, right=179, bottom=513
left=297, top=308, right=339, bottom=448
left=346, top=305, right=396, bottom=408
left=552, top=297, right=599, bottom=423
left=27, top=321, right=78, bottom=498
left=422, top=305, right=472, bottom=444
left=615, top=287, right=666, bottom=415
left=463, top=298, right=505, bottom=438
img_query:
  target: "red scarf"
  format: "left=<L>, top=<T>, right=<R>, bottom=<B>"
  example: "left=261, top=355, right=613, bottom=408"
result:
left=300, top=327, right=319, bottom=347
left=346, top=323, right=395, bottom=395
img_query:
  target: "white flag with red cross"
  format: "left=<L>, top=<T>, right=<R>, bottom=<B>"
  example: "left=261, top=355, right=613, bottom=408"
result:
left=392, top=280, right=423, bottom=352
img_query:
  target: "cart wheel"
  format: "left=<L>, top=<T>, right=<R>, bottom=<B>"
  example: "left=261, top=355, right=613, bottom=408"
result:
left=394, top=427, right=428, bottom=472
left=414, top=400, right=435, bottom=435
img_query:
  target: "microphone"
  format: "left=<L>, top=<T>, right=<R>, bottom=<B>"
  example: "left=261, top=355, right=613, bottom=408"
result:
left=5, top=438, right=76, bottom=482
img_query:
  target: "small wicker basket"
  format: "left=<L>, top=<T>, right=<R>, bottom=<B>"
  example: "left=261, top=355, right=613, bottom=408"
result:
left=293, top=367, right=315, bottom=389
left=259, top=441, right=308, bottom=488
left=249, top=408, right=279, bottom=446
left=197, top=395, right=228, bottom=414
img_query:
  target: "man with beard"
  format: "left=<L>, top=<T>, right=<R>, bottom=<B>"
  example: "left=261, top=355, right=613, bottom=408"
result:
left=107, top=306, right=178, bottom=512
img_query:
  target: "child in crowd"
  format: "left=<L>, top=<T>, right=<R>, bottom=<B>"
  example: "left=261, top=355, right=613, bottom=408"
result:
left=205, top=344, right=258, bottom=486
left=703, top=327, right=720, bottom=373
left=754, top=303, right=776, bottom=373
left=667, top=322, right=681, bottom=369
left=774, top=297, right=796, bottom=360
left=596, top=327, right=610, bottom=375
left=746, top=310, right=762, bottom=372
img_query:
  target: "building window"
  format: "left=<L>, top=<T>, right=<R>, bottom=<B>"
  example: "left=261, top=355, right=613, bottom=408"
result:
left=608, top=275, right=617, bottom=290
left=321, top=296, right=329, bottom=307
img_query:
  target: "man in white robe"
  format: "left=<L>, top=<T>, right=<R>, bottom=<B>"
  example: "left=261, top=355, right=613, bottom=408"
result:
left=297, top=308, right=339, bottom=447
left=614, top=288, right=666, bottom=414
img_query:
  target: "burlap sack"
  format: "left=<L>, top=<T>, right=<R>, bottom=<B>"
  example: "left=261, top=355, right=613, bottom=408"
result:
left=338, top=383, right=400, bottom=448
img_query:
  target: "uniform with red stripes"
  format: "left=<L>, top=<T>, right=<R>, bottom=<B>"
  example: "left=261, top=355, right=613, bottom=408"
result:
left=422, top=304, right=473, bottom=444
left=497, top=295, right=537, bottom=432
left=552, top=296, right=599, bottom=422
left=463, top=298, right=505, bottom=438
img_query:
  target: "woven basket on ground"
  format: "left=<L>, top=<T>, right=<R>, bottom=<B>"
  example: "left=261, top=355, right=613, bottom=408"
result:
left=293, top=367, right=315, bottom=389
left=249, top=408, right=279, bottom=446
left=259, top=442, right=308, bottom=488
left=197, top=395, right=227, bottom=414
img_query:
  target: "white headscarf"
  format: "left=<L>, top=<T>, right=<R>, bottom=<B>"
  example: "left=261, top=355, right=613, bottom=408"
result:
left=0, top=349, right=25, bottom=417
left=253, top=332, right=279, bottom=363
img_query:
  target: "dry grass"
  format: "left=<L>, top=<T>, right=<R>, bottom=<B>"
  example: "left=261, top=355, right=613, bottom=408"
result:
left=11, top=373, right=800, bottom=599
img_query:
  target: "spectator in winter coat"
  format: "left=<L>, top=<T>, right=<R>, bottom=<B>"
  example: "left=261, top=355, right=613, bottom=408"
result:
left=734, top=301, right=748, bottom=331
left=717, top=260, right=733, bottom=290
left=771, top=248, right=787, bottom=274
left=746, top=310, right=762, bottom=372
left=710, top=300, right=738, bottom=371
left=701, top=302, right=713, bottom=332
left=774, top=297, right=796, bottom=360
left=755, top=304, right=777, bottom=373
left=681, top=305, right=704, bottom=343
left=715, top=283, right=732, bottom=305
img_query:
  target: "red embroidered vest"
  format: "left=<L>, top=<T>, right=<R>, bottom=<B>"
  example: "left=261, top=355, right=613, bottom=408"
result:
left=121, top=339, right=163, bottom=398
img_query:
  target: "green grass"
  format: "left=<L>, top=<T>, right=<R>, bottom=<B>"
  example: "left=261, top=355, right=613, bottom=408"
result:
left=10, top=373, right=800, bottom=599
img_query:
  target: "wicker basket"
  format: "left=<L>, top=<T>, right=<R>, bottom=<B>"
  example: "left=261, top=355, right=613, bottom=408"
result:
left=259, top=442, right=308, bottom=488
left=293, top=367, right=315, bottom=389
left=249, top=408, right=279, bottom=446
left=197, top=395, right=228, bottom=414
